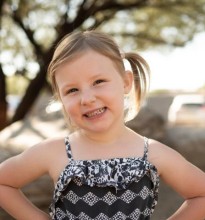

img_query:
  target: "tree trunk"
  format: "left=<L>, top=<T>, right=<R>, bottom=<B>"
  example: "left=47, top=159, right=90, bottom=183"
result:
left=0, top=101, right=7, bottom=130
left=10, top=30, right=65, bottom=123
left=11, top=65, right=47, bottom=123
left=0, top=0, right=8, bottom=130
left=0, top=65, right=8, bottom=130
left=11, top=47, right=54, bottom=123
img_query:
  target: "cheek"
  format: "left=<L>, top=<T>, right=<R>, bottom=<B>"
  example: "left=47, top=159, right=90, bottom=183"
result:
left=61, top=98, right=78, bottom=116
left=105, top=89, right=124, bottom=110
left=110, top=84, right=125, bottom=99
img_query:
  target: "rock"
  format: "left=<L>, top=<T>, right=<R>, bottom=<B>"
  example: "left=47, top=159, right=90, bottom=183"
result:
left=163, top=126, right=205, bottom=170
left=126, top=107, right=166, bottom=141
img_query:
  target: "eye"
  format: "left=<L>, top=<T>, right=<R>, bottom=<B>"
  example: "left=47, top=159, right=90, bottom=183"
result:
left=94, top=79, right=105, bottom=85
left=66, top=88, right=78, bottom=94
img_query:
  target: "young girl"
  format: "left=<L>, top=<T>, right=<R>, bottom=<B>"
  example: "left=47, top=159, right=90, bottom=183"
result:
left=0, top=30, right=205, bottom=220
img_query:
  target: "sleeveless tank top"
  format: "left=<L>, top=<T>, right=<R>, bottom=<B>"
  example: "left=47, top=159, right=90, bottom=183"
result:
left=49, top=137, right=159, bottom=220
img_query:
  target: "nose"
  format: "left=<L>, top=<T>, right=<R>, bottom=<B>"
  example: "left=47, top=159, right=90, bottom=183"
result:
left=80, top=89, right=96, bottom=106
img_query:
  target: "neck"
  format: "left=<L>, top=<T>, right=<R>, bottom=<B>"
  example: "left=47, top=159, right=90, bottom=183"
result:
left=78, top=124, right=130, bottom=145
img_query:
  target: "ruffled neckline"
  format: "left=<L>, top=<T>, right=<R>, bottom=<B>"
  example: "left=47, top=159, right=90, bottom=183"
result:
left=49, top=138, right=160, bottom=219
left=55, top=156, right=158, bottom=189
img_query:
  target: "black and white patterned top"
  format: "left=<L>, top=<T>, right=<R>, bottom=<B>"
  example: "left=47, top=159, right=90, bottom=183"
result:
left=49, top=137, right=159, bottom=220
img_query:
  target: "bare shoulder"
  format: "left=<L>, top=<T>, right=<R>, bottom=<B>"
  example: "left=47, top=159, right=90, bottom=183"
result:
left=17, top=136, right=66, bottom=165
left=147, top=138, right=205, bottom=199
left=25, top=137, right=68, bottom=180
left=147, top=138, right=191, bottom=175
left=32, top=136, right=65, bottom=156
left=147, top=139, right=183, bottom=172
left=0, top=136, right=67, bottom=187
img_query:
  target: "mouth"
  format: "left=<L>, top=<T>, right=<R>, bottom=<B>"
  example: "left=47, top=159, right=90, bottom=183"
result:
left=84, top=107, right=107, bottom=118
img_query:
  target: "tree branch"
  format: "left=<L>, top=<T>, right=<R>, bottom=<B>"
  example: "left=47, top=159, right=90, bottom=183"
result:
left=11, top=11, right=44, bottom=60
left=0, top=0, right=6, bottom=16
left=109, top=32, right=187, bottom=47
left=95, top=0, right=149, bottom=11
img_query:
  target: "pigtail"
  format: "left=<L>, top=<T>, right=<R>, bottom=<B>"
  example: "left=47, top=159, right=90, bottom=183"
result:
left=124, top=52, right=150, bottom=109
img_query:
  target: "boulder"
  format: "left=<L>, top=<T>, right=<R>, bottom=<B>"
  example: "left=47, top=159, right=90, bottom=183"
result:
left=163, top=126, right=205, bottom=170
left=126, top=106, right=166, bottom=141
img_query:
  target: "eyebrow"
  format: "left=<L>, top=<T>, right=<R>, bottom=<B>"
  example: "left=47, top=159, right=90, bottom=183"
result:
left=60, top=84, right=75, bottom=93
left=59, top=73, right=106, bottom=91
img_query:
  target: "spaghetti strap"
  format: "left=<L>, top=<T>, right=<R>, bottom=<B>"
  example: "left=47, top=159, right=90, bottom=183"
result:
left=64, top=137, right=73, bottom=160
left=143, top=136, right=149, bottom=160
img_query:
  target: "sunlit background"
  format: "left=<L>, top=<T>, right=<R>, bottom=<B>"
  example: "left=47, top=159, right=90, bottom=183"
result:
left=143, top=32, right=205, bottom=92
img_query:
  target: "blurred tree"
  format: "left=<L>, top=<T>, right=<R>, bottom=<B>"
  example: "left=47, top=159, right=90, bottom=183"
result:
left=0, top=0, right=205, bottom=130
left=0, top=0, right=7, bottom=130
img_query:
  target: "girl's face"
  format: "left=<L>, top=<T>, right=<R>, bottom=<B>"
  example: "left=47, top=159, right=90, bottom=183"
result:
left=55, top=50, right=132, bottom=136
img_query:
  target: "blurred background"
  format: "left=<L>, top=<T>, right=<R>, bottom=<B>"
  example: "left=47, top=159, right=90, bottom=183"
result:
left=0, top=0, right=205, bottom=219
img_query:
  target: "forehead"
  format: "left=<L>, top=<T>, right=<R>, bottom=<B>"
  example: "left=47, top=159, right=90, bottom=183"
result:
left=54, top=50, right=125, bottom=89
left=56, top=50, right=121, bottom=76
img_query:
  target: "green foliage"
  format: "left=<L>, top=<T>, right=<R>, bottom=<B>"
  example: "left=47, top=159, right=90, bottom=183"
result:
left=6, top=75, right=28, bottom=95
left=1, top=0, right=205, bottom=78
left=100, top=0, right=205, bottom=50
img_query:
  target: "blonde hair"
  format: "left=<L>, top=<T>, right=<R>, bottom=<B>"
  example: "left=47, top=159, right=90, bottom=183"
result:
left=47, top=30, right=150, bottom=127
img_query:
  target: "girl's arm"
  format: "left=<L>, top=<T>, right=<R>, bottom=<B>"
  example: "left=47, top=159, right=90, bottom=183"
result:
left=0, top=185, right=50, bottom=219
left=149, top=140, right=205, bottom=220
left=0, top=141, right=54, bottom=220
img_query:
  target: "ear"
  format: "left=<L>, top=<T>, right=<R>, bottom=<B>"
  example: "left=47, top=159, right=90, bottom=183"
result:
left=123, top=70, right=133, bottom=94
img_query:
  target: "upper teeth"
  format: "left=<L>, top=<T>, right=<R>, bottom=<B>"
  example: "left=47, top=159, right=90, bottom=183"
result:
left=86, top=108, right=105, bottom=117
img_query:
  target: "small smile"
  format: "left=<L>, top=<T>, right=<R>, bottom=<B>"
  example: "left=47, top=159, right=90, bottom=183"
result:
left=84, top=107, right=106, bottom=118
